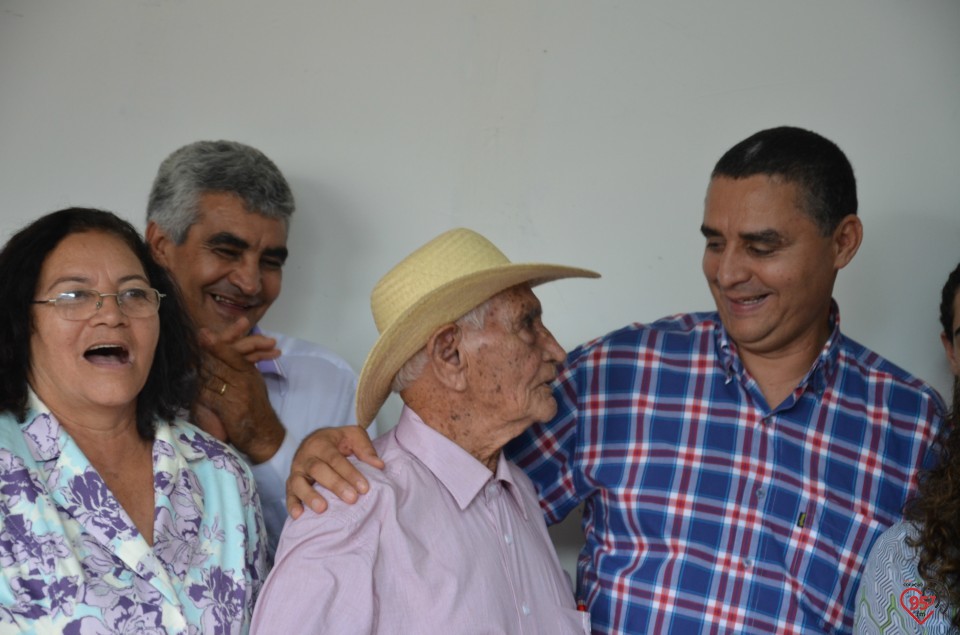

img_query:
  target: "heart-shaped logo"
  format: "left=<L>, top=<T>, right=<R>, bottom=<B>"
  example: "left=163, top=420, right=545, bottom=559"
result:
left=899, top=587, right=937, bottom=625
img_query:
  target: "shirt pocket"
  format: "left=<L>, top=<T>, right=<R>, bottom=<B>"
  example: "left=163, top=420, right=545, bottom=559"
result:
left=781, top=491, right=884, bottom=632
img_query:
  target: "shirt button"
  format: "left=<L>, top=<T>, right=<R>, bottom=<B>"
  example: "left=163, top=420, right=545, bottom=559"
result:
left=504, top=534, right=513, bottom=545
left=521, top=603, right=531, bottom=616
left=744, top=559, right=754, bottom=569
left=756, top=488, right=766, bottom=499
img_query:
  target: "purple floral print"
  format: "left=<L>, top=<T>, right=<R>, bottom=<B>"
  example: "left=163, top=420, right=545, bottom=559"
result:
left=188, top=566, right=247, bottom=635
left=154, top=507, right=211, bottom=580
left=64, top=470, right=132, bottom=542
left=0, top=513, right=71, bottom=575
left=0, top=453, right=44, bottom=506
left=0, top=411, right=265, bottom=634
left=183, top=434, right=256, bottom=506
left=23, top=414, right=59, bottom=459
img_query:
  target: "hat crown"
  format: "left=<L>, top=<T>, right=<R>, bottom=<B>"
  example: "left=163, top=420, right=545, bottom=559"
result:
left=371, top=229, right=510, bottom=333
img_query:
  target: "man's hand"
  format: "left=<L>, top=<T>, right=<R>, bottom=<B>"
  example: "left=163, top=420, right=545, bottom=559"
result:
left=286, top=425, right=384, bottom=517
left=194, top=317, right=286, bottom=464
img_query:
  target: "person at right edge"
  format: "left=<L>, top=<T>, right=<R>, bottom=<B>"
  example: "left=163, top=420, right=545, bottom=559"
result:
left=286, top=126, right=945, bottom=634
left=855, top=262, right=960, bottom=633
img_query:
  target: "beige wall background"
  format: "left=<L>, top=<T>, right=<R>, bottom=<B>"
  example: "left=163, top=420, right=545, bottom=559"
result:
left=2, top=0, right=958, bottom=571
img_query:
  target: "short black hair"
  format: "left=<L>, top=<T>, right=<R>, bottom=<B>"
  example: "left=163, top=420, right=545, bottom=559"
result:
left=940, top=262, right=960, bottom=342
left=0, top=208, right=200, bottom=439
left=712, top=126, right=858, bottom=235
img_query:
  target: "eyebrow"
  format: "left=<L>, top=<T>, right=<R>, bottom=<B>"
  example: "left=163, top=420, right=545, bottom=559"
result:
left=207, top=232, right=289, bottom=264
left=700, top=224, right=787, bottom=246
left=264, top=247, right=289, bottom=263
left=519, top=305, right=543, bottom=324
left=207, top=232, right=251, bottom=250
left=45, top=274, right=150, bottom=292
left=700, top=225, right=721, bottom=238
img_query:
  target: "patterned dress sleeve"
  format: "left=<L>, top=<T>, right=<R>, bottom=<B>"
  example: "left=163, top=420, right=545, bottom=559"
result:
left=854, top=521, right=955, bottom=634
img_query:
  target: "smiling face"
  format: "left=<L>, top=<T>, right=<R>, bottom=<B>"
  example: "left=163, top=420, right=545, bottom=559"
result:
left=701, top=175, right=861, bottom=362
left=461, top=285, right=567, bottom=433
left=29, top=231, right=160, bottom=418
left=146, top=191, right=288, bottom=334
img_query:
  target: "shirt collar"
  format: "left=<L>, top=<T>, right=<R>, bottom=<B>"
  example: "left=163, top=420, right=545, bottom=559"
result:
left=22, top=388, right=205, bottom=463
left=251, top=325, right=285, bottom=378
left=715, top=299, right=842, bottom=394
left=26, top=387, right=50, bottom=417
left=22, top=389, right=61, bottom=462
left=394, top=405, right=527, bottom=516
left=166, top=422, right=214, bottom=463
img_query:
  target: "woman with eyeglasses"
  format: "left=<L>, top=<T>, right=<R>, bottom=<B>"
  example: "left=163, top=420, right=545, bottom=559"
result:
left=0, top=208, right=265, bottom=633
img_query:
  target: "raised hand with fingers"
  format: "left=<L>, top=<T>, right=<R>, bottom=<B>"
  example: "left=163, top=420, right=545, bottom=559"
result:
left=193, top=316, right=286, bottom=464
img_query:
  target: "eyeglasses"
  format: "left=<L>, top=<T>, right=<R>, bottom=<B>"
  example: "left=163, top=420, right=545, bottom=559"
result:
left=32, top=288, right=165, bottom=321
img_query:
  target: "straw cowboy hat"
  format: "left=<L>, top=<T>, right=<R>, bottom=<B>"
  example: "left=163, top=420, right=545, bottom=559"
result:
left=355, top=228, right=599, bottom=428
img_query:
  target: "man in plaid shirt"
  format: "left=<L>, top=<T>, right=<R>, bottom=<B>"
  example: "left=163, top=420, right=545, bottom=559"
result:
left=287, top=126, right=945, bottom=634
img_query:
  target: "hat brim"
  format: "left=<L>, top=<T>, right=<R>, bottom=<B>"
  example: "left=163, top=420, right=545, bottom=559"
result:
left=355, top=262, right=599, bottom=428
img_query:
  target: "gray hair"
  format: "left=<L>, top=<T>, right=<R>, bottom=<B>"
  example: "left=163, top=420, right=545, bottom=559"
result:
left=390, top=298, right=493, bottom=394
left=146, top=140, right=295, bottom=244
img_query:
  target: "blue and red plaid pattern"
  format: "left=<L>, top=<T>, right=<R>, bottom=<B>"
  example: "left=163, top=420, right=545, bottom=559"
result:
left=507, top=306, right=944, bottom=634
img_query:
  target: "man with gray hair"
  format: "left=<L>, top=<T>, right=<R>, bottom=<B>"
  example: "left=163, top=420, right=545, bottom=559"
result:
left=251, top=228, right=598, bottom=634
left=145, top=140, right=364, bottom=561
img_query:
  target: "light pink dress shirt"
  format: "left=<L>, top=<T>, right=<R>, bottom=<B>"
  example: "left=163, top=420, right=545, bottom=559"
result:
left=251, top=406, right=590, bottom=634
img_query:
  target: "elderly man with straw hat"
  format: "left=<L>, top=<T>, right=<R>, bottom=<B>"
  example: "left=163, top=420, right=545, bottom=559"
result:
left=250, top=228, right=597, bottom=634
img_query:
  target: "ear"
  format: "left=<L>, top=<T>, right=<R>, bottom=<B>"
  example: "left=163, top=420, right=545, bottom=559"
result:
left=426, top=324, right=468, bottom=391
left=831, top=215, right=863, bottom=270
left=145, top=221, right=174, bottom=268
left=941, top=331, right=960, bottom=377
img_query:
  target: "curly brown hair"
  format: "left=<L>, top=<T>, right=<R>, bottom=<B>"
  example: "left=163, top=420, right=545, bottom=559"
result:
left=905, top=262, right=960, bottom=627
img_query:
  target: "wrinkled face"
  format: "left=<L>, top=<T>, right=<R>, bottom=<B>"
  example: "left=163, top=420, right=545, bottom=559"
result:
left=148, top=191, right=288, bottom=334
left=701, top=175, right=845, bottom=360
left=942, top=291, right=960, bottom=377
left=29, top=231, right=159, bottom=415
left=461, top=285, right=566, bottom=431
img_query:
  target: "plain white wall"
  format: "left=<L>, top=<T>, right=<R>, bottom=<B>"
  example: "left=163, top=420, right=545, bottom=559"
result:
left=2, top=0, right=958, bottom=571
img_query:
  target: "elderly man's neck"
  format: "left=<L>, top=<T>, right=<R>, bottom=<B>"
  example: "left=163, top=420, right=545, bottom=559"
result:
left=403, top=393, right=520, bottom=473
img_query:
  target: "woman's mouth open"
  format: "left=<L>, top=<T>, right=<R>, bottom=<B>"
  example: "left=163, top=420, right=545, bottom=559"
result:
left=84, top=344, right=130, bottom=366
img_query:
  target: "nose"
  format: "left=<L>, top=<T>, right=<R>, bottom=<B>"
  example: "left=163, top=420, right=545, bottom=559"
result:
left=91, top=293, right=128, bottom=325
left=228, top=256, right=263, bottom=296
left=539, top=325, right=566, bottom=364
left=712, top=246, right=751, bottom=288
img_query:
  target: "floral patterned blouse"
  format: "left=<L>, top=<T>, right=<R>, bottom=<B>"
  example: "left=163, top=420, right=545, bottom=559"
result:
left=0, top=403, right=266, bottom=634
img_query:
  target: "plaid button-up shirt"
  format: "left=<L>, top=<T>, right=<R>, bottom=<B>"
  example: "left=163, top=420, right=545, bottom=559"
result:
left=507, top=305, right=944, bottom=634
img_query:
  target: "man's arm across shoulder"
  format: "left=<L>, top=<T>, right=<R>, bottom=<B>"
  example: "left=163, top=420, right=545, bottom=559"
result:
left=284, top=314, right=717, bottom=518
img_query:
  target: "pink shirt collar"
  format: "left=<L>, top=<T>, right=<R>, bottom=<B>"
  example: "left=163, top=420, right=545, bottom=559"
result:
left=393, top=405, right=529, bottom=518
